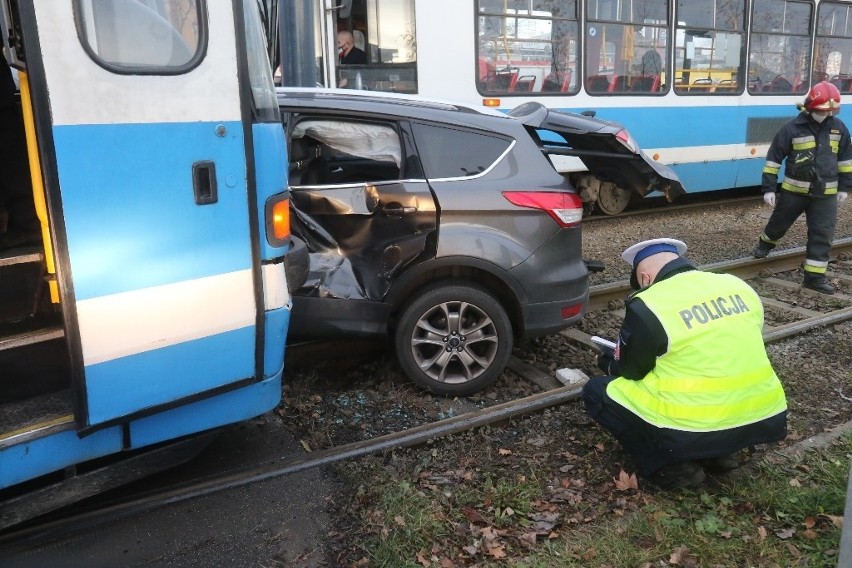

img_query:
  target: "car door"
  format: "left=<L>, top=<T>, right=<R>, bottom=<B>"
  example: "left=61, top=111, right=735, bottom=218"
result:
left=285, top=114, right=437, bottom=300
left=29, top=1, right=261, bottom=426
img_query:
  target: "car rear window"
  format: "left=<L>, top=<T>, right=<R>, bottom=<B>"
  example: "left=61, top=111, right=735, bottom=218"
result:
left=412, top=123, right=512, bottom=179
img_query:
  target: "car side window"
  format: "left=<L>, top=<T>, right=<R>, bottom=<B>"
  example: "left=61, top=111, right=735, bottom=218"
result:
left=411, top=122, right=512, bottom=179
left=289, top=118, right=402, bottom=186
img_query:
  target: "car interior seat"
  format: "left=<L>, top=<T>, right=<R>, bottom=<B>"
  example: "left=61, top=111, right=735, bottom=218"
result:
left=289, top=137, right=324, bottom=185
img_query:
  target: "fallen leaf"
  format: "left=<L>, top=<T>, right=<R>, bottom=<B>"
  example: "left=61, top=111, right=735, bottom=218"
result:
left=776, top=527, right=796, bottom=539
left=582, top=547, right=598, bottom=560
left=613, top=469, right=639, bottom=491
left=802, top=529, right=818, bottom=540
left=758, top=526, right=768, bottom=541
left=803, top=516, right=816, bottom=529
left=394, top=515, right=406, bottom=527
left=595, top=442, right=605, bottom=451
left=416, top=550, right=430, bottom=567
left=486, top=543, right=506, bottom=559
left=462, top=544, right=478, bottom=556
left=822, top=514, right=843, bottom=528
left=789, top=478, right=802, bottom=487
left=498, top=448, right=512, bottom=456
left=440, top=557, right=455, bottom=567
left=460, top=506, right=486, bottom=524
left=518, top=532, right=538, bottom=548
left=669, top=544, right=690, bottom=565
left=300, top=439, right=312, bottom=452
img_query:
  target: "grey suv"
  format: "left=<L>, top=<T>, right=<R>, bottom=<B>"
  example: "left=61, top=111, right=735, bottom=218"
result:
left=279, top=89, right=682, bottom=395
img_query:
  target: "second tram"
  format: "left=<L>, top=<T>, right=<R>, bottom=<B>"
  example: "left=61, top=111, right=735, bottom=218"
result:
left=274, top=0, right=852, bottom=213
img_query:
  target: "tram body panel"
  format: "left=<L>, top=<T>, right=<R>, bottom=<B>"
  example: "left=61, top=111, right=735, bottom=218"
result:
left=0, top=0, right=291, bottom=512
left=32, top=3, right=261, bottom=427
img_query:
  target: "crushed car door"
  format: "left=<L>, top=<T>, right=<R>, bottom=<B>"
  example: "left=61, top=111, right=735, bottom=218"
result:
left=286, top=116, right=437, bottom=300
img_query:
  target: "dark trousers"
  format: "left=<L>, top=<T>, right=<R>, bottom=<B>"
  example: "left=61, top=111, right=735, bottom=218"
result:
left=582, top=375, right=672, bottom=475
left=760, top=190, right=837, bottom=271
left=0, top=104, right=37, bottom=235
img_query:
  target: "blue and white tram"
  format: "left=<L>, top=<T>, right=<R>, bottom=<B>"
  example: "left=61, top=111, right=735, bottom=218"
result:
left=277, top=0, right=852, bottom=213
left=0, top=0, right=291, bottom=528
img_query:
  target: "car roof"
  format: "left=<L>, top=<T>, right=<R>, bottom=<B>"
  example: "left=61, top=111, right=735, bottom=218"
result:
left=276, top=87, right=520, bottom=133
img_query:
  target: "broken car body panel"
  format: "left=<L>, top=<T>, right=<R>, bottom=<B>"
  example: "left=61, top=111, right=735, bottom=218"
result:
left=508, top=102, right=685, bottom=200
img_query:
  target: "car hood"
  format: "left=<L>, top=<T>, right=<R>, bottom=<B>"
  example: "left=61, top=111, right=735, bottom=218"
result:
left=508, top=102, right=685, bottom=200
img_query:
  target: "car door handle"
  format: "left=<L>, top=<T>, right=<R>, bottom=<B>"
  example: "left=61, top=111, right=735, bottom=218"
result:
left=381, top=205, right=417, bottom=216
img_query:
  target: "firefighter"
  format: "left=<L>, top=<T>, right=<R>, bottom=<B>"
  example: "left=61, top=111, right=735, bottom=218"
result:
left=583, top=238, right=788, bottom=489
left=752, top=80, right=851, bottom=294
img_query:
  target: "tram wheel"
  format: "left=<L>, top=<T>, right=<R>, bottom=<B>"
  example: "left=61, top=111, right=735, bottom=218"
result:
left=596, top=183, right=632, bottom=215
left=395, top=283, right=512, bottom=396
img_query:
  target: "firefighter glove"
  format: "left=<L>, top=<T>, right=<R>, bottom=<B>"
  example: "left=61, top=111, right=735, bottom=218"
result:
left=763, top=192, right=776, bottom=207
left=838, top=192, right=848, bottom=203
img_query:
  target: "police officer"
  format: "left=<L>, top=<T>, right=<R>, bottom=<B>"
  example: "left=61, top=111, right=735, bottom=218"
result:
left=583, top=238, right=788, bottom=489
left=752, top=81, right=851, bottom=294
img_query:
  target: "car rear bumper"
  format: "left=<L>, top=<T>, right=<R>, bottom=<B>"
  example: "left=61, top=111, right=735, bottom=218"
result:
left=510, top=227, right=588, bottom=337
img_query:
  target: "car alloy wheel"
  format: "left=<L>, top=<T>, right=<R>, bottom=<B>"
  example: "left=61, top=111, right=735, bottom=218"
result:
left=395, top=283, right=512, bottom=396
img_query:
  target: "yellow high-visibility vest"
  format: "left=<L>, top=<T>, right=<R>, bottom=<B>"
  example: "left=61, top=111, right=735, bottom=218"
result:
left=606, top=271, right=787, bottom=432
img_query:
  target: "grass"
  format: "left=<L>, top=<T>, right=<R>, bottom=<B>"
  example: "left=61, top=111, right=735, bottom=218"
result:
left=351, top=433, right=851, bottom=567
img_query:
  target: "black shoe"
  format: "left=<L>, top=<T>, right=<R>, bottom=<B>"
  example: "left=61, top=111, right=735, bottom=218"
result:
left=698, top=453, right=740, bottom=474
left=803, top=276, right=835, bottom=295
left=752, top=242, right=773, bottom=259
left=647, top=461, right=706, bottom=489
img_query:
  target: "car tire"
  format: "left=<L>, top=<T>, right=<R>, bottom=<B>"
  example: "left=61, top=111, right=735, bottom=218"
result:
left=395, top=283, right=513, bottom=396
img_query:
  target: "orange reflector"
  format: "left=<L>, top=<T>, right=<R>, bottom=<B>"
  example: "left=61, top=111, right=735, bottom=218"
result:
left=653, top=153, right=660, bottom=161
left=272, top=198, right=290, bottom=241
left=561, top=304, right=582, bottom=319
left=482, top=98, right=501, bottom=107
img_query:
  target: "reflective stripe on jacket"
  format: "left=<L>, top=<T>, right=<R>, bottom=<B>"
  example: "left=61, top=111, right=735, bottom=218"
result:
left=761, top=113, right=852, bottom=196
left=606, top=270, right=787, bottom=432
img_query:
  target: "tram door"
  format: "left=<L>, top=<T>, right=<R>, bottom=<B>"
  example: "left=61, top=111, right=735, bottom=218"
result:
left=26, top=2, right=263, bottom=426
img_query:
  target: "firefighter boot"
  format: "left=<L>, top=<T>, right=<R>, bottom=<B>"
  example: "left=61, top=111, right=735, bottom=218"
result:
left=752, top=240, right=774, bottom=259
left=803, top=274, right=835, bottom=295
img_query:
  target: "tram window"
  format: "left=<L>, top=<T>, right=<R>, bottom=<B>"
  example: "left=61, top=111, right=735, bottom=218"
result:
left=674, top=1, right=746, bottom=95
left=336, top=0, right=418, bottom=93
left=411, top=123, right=511, bottom=180
left=75, top=0, right=205, bottom=73
left=814, top=2, right=852, bottom=95
left=476, top=0, right=579, bottom=96
left=748, top=0, right=812, bottom=95
left=584, top=0, right=669, bottom=95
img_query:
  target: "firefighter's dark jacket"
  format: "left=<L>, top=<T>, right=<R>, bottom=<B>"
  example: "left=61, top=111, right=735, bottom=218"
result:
left=762, top=112, right=852, bottom=197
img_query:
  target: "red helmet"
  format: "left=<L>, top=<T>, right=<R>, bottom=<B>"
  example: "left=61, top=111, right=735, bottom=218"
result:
left=804, top=81, right=841, bottom=115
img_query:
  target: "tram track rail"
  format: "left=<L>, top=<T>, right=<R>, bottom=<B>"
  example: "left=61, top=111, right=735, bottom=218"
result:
left=3, top=238, right=852, bottom=549
left=584, top=194, right=763, bottom=222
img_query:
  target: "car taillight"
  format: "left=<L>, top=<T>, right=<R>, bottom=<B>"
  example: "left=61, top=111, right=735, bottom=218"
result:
left=615, top=129, right=639, bottom=154
left=502, top=191, right=583, bottom=227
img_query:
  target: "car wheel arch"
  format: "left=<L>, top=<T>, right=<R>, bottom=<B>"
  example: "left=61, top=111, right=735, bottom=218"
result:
left=385, top=257, right=526, bottom=337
